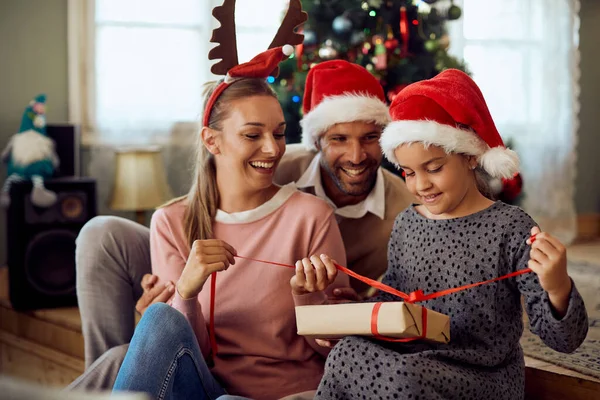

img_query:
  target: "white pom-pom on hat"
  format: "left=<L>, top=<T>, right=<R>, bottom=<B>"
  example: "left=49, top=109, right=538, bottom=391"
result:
left=282, top=44, right=294, bottom=56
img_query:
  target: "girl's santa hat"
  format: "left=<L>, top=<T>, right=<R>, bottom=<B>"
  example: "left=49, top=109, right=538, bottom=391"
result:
left=380, top=69, right=519, bottom=179
left=203, top=45, right=294, bottom=127
left=301, top=60, right=390, bottom=150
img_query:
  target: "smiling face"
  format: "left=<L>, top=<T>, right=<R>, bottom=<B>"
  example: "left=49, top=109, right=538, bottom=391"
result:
left=317, top=121, right=383, bottom=206
left=208, top=95, right=286, bottom=194
left=394, top=143, right=484, bottom=219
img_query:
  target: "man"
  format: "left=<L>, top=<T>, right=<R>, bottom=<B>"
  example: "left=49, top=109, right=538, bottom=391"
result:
left=275, top=60, right=414, bottom=295
left=68, top=60, right=414, bottom=391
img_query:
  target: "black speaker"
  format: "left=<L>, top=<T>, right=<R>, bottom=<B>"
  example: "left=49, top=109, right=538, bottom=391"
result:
left=46, top=124, right=81, bottom=177
left=7, top=177, right=96, bottom=310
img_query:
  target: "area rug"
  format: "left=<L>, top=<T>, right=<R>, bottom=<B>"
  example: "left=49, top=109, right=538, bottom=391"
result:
left=520, top=261, right=600, bottom=379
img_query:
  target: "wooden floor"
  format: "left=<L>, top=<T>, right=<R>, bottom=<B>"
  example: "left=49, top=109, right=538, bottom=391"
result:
left=1, top=241, right=600, bottom=398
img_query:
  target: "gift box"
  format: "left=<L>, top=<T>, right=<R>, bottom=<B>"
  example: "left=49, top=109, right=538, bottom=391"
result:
left=295, top=302, right=450, bottom=344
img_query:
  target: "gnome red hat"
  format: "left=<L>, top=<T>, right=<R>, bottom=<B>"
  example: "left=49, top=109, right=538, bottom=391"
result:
left=203, top=46, right=293, bottom=126
left=380, top=69, right=519, bottom=179
left=300, top=60, right=390, bottom=151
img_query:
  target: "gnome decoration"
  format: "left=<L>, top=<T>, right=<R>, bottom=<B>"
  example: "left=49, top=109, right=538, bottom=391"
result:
left=1, top=94, right=59, bottom=208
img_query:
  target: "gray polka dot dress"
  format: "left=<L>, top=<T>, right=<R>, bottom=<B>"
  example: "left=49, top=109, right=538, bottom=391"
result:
left=316, top=202, right=588, bottom=400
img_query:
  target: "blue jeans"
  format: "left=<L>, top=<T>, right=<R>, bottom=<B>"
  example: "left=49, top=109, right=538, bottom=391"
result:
left=113, top=303, right=227, bottom=400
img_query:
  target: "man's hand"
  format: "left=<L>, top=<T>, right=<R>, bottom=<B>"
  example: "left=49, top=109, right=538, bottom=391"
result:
left=327, top=287, right=360, bottom=304
left=135, top=274, right=175, bottom=316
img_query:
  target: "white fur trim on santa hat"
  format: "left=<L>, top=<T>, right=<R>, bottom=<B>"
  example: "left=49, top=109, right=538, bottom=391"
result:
left=300, top=94, right=390, bottom=151
left=380, top=120, right=519, bottom=179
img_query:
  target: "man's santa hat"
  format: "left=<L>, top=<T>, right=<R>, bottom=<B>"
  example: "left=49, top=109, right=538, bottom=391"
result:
left=203, top=45, right=294, bottom=127
left=300, top=60, right=390, bottom=151
left=380, top=69, right=519, bottom=179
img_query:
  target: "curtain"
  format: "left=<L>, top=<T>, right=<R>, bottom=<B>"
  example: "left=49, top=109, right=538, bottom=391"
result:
left=446, top=0, right=581, bottom=243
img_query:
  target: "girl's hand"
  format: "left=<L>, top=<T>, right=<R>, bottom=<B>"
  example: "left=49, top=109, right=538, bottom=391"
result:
left=315, top=338, right=339, bottom=348
left=526, top=226, right=572, bottom=316
left=291, top=254, right=338, bottom=295
left=177, top=239, right=237, bottom=299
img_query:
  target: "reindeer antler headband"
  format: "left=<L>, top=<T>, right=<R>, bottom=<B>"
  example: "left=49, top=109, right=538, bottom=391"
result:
left=202, top=0, right=308, bottom=127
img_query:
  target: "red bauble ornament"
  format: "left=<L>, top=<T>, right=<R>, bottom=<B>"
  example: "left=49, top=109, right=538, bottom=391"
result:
left=385, top=38, right=399, bottom=51
left=500, top=173, right=523, bottom=203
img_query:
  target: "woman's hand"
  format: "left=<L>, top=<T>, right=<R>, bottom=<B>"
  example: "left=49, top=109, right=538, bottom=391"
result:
left=291, top=254, right=338, bottom=295
left=135, top=274, right=175, bottom=316
left=177, top=239, right=237, bottom=299
left=526, top=226, right=572, bottom=316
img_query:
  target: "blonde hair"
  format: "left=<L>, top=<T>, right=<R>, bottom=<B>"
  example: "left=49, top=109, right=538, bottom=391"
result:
left=181, top=78, right=277, bottom=247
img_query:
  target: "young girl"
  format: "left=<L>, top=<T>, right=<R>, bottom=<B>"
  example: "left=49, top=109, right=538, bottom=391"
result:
left=306, top=69, right=588, bottom=400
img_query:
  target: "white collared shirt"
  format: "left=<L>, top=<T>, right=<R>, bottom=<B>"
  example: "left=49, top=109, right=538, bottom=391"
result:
left=294, top=153, right=385, bottom=220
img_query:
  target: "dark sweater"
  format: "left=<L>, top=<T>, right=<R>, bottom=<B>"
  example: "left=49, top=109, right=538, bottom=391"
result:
left=316, top=202, right=588, bottom=400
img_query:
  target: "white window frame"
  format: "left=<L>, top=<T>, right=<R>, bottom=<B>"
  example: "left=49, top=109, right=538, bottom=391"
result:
left=67, top=0, right=241, bottom=146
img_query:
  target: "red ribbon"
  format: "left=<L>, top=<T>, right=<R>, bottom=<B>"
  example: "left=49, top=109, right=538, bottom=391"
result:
left=207, top=251, right=534, bottom=356
left=371, top=302, right=427, bottom=342
left=208, top=272, right=218, bottom=358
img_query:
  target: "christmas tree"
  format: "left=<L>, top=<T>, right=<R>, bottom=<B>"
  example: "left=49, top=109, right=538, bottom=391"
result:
left=272, top=0, right=468, bottom=153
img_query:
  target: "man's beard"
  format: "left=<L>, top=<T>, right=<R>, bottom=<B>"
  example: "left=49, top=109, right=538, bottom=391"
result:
left=322, top=160, right=378, bottom=197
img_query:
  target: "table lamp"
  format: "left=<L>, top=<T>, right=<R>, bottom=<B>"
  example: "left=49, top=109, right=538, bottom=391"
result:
left=110, top=146, right=174, bottom=225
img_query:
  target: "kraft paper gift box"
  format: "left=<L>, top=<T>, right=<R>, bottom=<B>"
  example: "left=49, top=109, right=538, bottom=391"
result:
left=295, top=302, right=450, bottom=344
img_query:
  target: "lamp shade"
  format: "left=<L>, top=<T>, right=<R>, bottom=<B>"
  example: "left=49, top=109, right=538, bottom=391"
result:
left=110, top=146, right=174, bottom=211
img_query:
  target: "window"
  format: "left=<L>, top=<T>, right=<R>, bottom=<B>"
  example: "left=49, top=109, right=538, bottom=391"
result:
left=69, top=0, right=289, bottom=144
left=447, top=0, right=581, bottom=242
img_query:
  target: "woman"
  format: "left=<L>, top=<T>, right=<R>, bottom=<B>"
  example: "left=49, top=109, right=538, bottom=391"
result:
left=112, top=50, right=349, bottom=400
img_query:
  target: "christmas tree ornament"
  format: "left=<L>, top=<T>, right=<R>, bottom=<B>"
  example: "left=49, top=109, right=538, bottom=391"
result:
left=295, top=43, right=304, bottom=68
left=500, top=173, right=523, bottom=204
left=400, top=6, right=410, bottom=55
left=372, top=34, right=384, bottom=46
left=438, top=34, right=450, bottom=50
left=424, top=39, right=439, bottom=53
left=318, top=40, right=339, bottom=60
left=303, top=30, right=317, bottom=46
left=332, top=15, right=352, bottom=34
left=373, top=36, right=388, bottom=70
left=350, top=31, right=366, bottom=46
left=362, top=42, right=372, bottom=55
left=368, top=0, right=384, bottom=7
left=447, top=4, right=462, bottom=20
left=385, top=38, right=399, bottom=51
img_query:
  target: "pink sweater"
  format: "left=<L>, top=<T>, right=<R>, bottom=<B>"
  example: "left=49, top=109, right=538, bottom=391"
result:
left=150, top=184, right=349, bottom=399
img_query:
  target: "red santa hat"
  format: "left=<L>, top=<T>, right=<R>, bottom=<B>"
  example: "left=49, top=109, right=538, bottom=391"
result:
left=380, top=69, right=519, bottom=179
left=203, top=45, right=294, bottom=127
left=300, top=60, right=390, bottom=151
